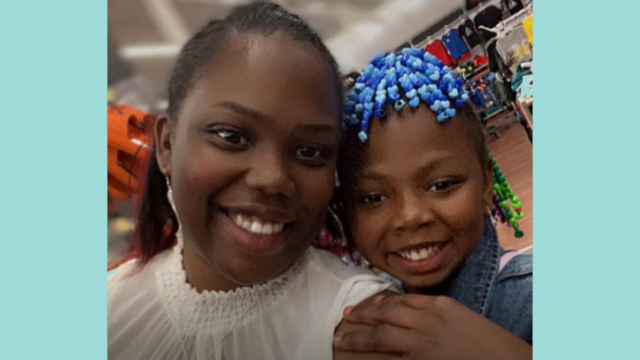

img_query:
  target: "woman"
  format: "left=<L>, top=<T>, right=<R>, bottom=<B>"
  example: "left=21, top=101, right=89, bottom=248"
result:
left=107, top=3, right=395, bottom=359
left=331, top=49, right=532, bottom=359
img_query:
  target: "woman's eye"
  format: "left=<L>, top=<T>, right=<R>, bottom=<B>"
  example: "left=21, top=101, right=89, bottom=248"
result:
left=296, top=146, right=324, bottom=159
left=216, top=130, right=247, bottom=145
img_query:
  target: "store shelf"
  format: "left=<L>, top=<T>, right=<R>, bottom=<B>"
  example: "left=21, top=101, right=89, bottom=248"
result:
left=463, top=65, right=490, bottom=82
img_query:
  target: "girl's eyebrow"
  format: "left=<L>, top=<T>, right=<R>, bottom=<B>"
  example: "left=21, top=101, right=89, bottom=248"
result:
left=359, top=154, right=457, bottom=186
left=414, top=157, right=447, bottom=180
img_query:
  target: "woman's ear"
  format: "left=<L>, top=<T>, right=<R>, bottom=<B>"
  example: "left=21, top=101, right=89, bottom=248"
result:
left=155, top=115, right=173, bottom=177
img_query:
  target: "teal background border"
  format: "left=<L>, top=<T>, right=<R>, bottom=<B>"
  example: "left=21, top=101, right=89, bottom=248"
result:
left=0, top=1, right=106, bottom=359
left=536, top=0, right=640, bottom=358
left=1, top=0, right=639, bottom=358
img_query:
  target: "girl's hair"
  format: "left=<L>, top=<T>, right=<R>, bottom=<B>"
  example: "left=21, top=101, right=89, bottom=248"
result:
left=331, top=48, right=496, bottom=261
left=130, top=2, right=343, bottom=266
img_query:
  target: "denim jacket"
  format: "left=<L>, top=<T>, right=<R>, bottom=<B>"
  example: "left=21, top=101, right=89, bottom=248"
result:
left=381, top=219, right=533, bottom=344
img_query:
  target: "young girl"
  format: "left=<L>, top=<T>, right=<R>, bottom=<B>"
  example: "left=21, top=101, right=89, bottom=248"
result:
left=331, top=48, right=532, bottom=359
left=107, top=4, right=395, bottom=359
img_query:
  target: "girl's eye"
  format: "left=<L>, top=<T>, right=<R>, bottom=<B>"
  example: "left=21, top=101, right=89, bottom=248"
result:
left=296, top=146, right=324, bottom=159
left=216, top=130, right=247, bottom=145
left=361, top=193, right=387, bottom=204
left=428, top=180, right=460, bottom=192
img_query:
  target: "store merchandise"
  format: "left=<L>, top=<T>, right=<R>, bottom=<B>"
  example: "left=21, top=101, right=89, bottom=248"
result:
left=473, top=55, right=489, bottom=67
left=458, top=19, right=483, bottom=48
left=442, top=29, right=471, bottom=61
left=522, top=16, right=533, bottom=44
left=474, top=5, right=504, bottom=40
left=501, top=0, right=524, bottom=15
left=466, top=0, right=488, bottom=11
left=425, top=40, right=455, bottom=66
left=486, top=41, right=508, bottom=74
left=496, top=26, right=532, bottom=73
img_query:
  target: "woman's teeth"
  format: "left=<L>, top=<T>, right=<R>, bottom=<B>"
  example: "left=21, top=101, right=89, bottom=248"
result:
left=397, top=243, right=443, bottom=261
left=231, top=214, right=285, bottom=235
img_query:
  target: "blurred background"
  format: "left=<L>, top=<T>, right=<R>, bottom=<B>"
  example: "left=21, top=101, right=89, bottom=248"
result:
left=108, top=0, right=466, bottom=111
left=108, top=0, right=533, bottom=267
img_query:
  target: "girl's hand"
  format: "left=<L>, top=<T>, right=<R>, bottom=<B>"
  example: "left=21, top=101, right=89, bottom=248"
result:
left=333, top=293, right=531, bottom=360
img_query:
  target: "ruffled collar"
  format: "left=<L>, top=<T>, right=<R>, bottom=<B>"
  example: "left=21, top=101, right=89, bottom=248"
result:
left=156, top=233, right=305, bottom=334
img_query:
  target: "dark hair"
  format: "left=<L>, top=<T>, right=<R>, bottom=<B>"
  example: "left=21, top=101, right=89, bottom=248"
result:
left=131, top=2, right=344, bottom=265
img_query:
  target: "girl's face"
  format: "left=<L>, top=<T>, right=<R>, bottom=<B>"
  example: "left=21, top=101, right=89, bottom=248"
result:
left=344, top=106, right=492, bottom=292
left=156, top=33, right=340, bottom=290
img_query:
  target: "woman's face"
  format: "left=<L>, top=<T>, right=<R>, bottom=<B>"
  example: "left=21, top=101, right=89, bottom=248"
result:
left=157, top=33, right=340, bottom=290
left=344, top=106, right=492, bottom=292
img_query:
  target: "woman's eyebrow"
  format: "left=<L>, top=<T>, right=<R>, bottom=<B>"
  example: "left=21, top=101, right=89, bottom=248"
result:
left=217, top=101, right=270, bottom=122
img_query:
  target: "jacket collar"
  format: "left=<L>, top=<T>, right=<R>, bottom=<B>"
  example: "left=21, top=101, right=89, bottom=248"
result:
left=444, top=218, right=501, bottom=316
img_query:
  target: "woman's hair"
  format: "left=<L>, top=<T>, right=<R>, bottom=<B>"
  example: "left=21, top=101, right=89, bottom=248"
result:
left=130, top=2, right=344, bottom=266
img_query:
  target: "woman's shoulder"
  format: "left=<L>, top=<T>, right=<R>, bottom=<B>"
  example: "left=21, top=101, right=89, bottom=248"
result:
left=108, top=250, right=176, bottom=358
left=260, top=248, right=395, bottom=355
left=294, top=248, right=396, bottom=319
left=306, top=247, right=389, bottom=285
left=108, top=249, right=172, bottom=319
left=108, top=250, right=171, bottom=291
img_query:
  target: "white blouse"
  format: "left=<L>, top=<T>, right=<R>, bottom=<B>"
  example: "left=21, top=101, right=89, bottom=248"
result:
left=108, top=239, right=394, bottom=360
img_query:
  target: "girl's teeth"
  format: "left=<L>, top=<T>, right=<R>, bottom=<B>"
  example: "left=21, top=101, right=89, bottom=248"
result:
left=273, top=223, right=284, bottom=233
left=262, top=223, right=273, bottom=235
left=398, top=244, right=442, bottom=261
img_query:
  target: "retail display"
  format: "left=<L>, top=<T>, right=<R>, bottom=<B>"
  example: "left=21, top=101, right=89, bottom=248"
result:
left=496, top=25, right=532, bottom=72
left=522, top=15, right=533, bottom=44
left=474, top=5, right=504, bottom=40
left=466, top=0, right=488, bottom=11
left=458, top=19, right=483, bottom=48
left=501, top=0, right=524, bottom=15
left=425, top=40, right=455, bottom=66
left=442, top=29, right=471, bottom=61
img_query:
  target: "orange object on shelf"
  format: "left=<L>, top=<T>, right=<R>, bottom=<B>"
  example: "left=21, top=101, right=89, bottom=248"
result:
left=108, top=103, right=154, bottom=201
